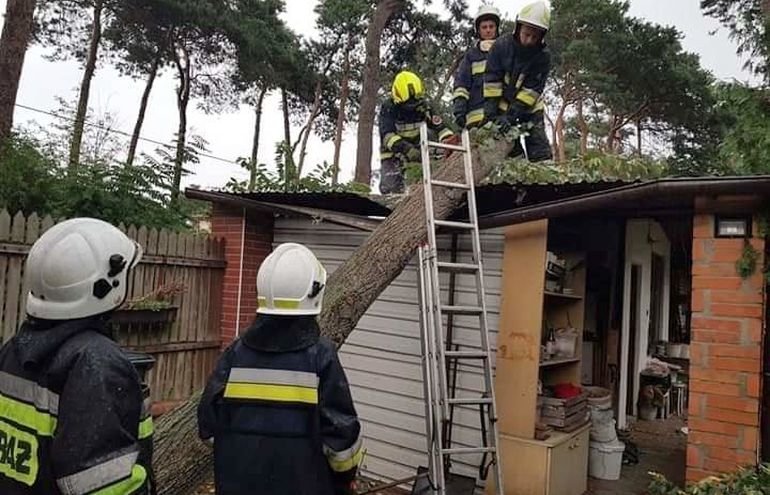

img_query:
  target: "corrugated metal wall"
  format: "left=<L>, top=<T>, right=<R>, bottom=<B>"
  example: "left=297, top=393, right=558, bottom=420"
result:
left=273, top=218, right=505, bottom=486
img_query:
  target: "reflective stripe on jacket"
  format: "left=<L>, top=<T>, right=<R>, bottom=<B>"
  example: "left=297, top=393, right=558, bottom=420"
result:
left=454, top=42, right=493, bottom=126
left=378, top=99, right=454, bottom=159
left=483, top=33, right=551, bottom=120
left=198, top=315, right=362, bottom=495
left=0, top=317, right=154, bottom=495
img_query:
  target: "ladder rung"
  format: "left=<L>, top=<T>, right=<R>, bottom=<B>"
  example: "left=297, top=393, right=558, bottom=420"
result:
left=437, top=261, right=478, bottom=273
left=427, top=141, right=466, bottom=152
left=441, top=305, right=482, bottom=315
left=435, top=219, right=475, bottom=231
left=447, top=397, right=493, bottom=406
left=445, top=350, right=488, bottom=359
left=430, top=179, right=470, bottom=190
left=442, top=446, right=497, bottom=455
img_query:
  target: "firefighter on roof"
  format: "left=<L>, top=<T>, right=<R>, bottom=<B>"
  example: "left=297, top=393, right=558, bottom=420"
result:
left=379, top=70, right=455, bottom=194
left=453, top=4, right=502, bottom=129
left=483, top=0, right=553, bottom=161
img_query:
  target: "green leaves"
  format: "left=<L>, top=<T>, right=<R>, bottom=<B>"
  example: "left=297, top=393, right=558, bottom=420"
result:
left=549, top=0, right=717, bottom=161
left=649, top=464, right=770, bottom=494
left=701, top=0, right=770, bottom=84
left=713, top=83, right=770, bottom=175
left=226, top=143, right=371, bottom=194
left=0, top=132, right=194, bottom=229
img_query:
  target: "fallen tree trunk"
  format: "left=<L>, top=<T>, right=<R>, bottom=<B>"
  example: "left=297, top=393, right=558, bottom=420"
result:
left=152, top=133, right=514, bottom=494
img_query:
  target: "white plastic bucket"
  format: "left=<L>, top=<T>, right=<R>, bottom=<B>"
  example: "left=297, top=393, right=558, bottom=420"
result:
left=590, top=419, right=618, bottom=443
left=589, top=440, right=625, bottom=480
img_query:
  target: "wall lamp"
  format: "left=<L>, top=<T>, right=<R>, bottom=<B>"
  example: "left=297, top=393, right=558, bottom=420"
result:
left=714, top=215, right=752, bottom=238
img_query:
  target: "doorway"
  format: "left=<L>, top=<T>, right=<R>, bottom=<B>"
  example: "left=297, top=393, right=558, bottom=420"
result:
left=618, top=220, right=671, bottom=428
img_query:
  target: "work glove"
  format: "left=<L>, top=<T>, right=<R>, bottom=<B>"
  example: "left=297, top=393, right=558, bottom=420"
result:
left=391, top=139, right=411, bottom=156
left=333, top=467, right=358, bottom=495
left=483, top=99, right=500, bottom=126
left=404, top=144, right=421, bottom=163
left=390, top=139, right=421, bottom=162
left=452, top=98, right=467, bottom=129
left=494, top=114, right=514, bottom=135
left=440, top=134, right=462, bottom=159
left=334, top=480, right=357, bottom=495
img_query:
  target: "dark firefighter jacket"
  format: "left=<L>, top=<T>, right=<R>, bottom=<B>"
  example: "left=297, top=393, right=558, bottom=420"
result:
left=453, top=41, right=494, bottom=127
left=378, top=99, right=454, bottom=160
left=0, top=316, right=154, bottom=495
left=483, top=33, right=551, bottom=121
left=198, top=315, right=362, bottom=495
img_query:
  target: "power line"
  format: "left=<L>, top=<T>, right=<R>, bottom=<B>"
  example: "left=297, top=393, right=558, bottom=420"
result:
left=14, top=102, right=242, bottom=166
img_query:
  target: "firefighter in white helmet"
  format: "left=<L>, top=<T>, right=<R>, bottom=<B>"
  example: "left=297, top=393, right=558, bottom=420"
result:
left=452, top=4, right=502, bottom=129
left=198, top=243, right=363, bottom=495
left=483, top=0, right=553, bottom=161
left=0, top=218, right=155, bottom=494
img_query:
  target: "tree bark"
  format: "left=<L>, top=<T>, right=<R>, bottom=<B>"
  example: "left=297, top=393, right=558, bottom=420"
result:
left=297, top=80, right=323, bottom=178
left=576, top=98, right=589, bottom=156
left=332, top=34, right=354, bottom=186
left=152, top=134, right=515, bottom=495
left=554, top=101, right=568, bottom=163
left=248, top=87, right=268, bottom=191
left=636, top=118, right=642, bottom=157
left=0, top=0, right=37, bottom=144
left=171, top=43, right=191, bottom=204
left=281, top=88, right=293, bottom=189
left=152, top=390, right=212, bottom=495
left=606, top=115, right=619, bottom=153
left=354, top=0, right=403, bottom=185
left=543, top=111, right=558, bottom=163
left=69, top=0, right=103, bottom=169
left=127, top=40, right=167, bottom=167
left=281, top=88, right=291, bottom=148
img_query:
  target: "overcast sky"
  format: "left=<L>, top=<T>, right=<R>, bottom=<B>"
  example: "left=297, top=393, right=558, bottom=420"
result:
left=0, top=0, right=758, bottom=191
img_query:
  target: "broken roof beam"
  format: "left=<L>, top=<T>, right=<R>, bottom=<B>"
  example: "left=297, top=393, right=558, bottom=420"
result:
left=185, top=189, right=381, bottom=232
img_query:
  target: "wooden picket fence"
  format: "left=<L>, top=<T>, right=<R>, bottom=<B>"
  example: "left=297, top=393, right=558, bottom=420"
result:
left=0, top=210, right=226, bottom=408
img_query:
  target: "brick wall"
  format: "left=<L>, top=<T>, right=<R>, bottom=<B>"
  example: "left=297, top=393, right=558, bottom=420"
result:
left=211, top=204, right=274, bottom=345
left=687, top=213, right=765, bottom=482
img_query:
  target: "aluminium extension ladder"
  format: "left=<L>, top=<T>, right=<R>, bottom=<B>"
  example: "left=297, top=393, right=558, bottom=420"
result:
left=415, top=123, right=504, bottom=495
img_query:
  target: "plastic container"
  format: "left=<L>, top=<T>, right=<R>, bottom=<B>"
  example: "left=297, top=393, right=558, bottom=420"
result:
left=668, top=343, right=682, bottom=358
left=555, top=328, right=578, bottom=358
left=590, top=420, right=618, bottom=443
left=589, top=440, right=625, bottom=480
left=585, top=386, right=612, bottom=409
left=589, top=407, right=614, bottom=425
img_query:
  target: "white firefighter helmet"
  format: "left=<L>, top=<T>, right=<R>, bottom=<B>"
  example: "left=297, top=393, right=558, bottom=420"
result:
left=475, top=4, right=501, bottom=35
left=516, top=0, right=551, bottom=32
left=257, top=243, right=327, bottom=316
left=25, top=218, right=143, bottom=320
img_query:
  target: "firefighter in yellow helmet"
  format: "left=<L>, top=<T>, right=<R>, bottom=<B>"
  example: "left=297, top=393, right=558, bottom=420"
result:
left=378, top=70, right=455, bottom=194
left=483, top=0, right=553, bottom=161
left=452, top=4, right=502, bottom=129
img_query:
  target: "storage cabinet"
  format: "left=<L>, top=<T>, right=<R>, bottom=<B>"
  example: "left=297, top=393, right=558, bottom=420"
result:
left=495, top=425, right=590, bottom=495
left=489, top=220, right=590, bottom=495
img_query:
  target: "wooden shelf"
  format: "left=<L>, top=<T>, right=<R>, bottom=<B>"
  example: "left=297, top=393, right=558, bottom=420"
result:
left=544, top=291, right=583, bottom=301
left=539, top=357, right=580, bottom=368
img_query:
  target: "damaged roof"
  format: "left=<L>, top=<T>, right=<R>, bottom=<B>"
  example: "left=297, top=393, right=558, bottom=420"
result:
left=187, top=180, right=630, bottom=217
left=186, top=176, right=770, bottom=231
